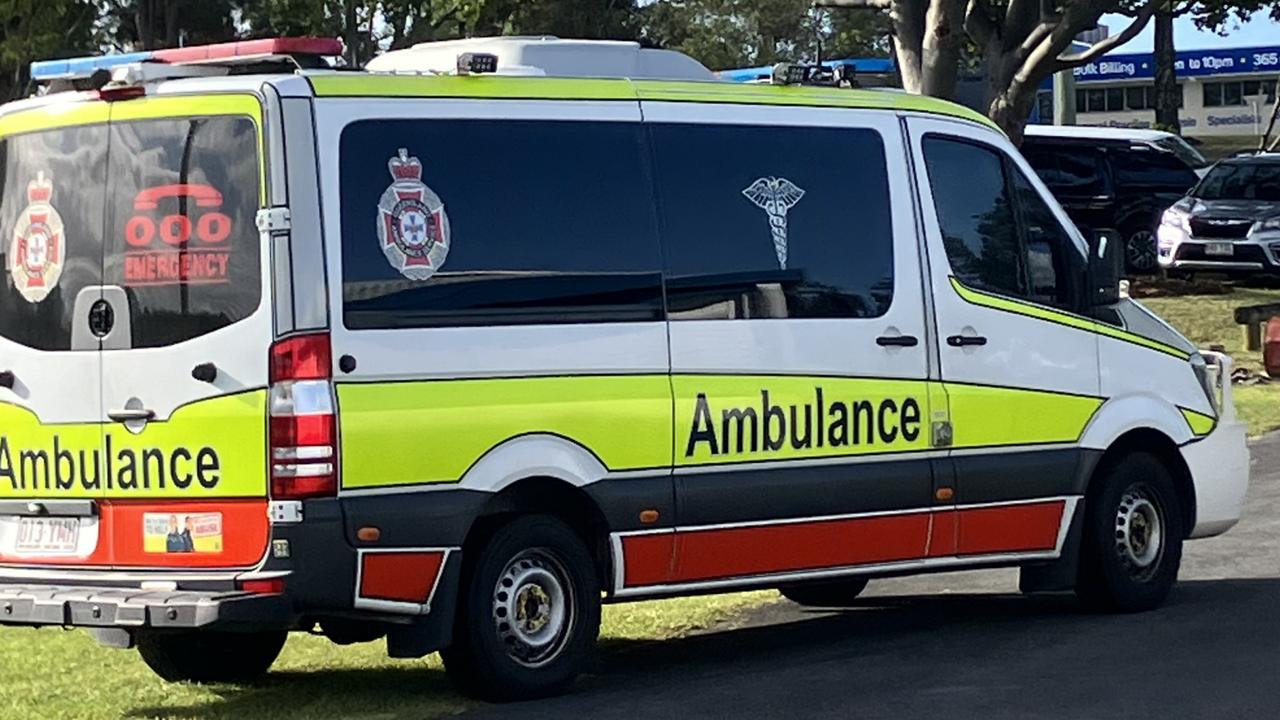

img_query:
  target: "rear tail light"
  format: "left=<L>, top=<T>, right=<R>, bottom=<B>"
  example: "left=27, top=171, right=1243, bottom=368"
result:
left=269, top=333, right=338, bottom=499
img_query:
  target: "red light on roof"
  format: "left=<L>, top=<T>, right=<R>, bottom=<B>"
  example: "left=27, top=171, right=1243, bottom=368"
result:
left=152, top=37, right=344, bottom=65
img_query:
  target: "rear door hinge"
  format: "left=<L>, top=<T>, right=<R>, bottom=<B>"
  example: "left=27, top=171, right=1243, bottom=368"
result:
left=256, top=207, right=291, bottom=233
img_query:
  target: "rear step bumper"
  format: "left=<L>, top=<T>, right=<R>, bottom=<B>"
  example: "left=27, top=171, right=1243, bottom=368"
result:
left=0, top=584, right=292, bottom=630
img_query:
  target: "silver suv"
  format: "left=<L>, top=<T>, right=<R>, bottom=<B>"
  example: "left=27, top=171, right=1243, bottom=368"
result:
left=1158, top=154, right=1280, bottom=275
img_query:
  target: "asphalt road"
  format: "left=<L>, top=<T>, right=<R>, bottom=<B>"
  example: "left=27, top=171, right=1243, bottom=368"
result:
left=465, top=436, right=1280, bottom=720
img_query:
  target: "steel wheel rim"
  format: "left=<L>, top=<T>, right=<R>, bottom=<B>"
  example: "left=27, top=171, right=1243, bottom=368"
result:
left=1115, top=485, right=1165, bottom=580
left=1127, top=230, right=1157, bottom=272
left=492, top=548, right=574, bottom=668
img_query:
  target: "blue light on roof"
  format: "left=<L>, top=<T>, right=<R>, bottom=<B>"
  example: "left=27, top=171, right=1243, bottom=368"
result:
left=30, top=52, right=155, bottom=82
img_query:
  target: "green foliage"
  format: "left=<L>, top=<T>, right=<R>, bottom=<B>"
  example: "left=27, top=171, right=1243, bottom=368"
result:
left=0, top=0, right=96, bottom=99
left=639, top=0, right=889, bottom=71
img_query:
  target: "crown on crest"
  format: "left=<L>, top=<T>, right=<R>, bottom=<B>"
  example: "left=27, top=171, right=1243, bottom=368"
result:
left=388, top=149, right=423, bottom=182
left=26, top=172, right=52, bottom=203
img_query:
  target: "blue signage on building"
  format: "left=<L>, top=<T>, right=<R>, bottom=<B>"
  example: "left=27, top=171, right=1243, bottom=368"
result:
left=1073, top=44, right=1280, bottom=83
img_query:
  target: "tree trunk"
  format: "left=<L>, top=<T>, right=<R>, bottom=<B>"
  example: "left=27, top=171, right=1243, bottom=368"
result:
left=344, top=0, right=359, bottom=66
left=1153, top=6, right=1180, bottom=133
left=137, top=0, right=156, bottom=50
left=890, top=0, right=929, bottom=93
left=1259, top=74, right=1280, bottom=150
left=164, top=0, right=181, bottom=48
left=918, top=0, right=964, bottom=99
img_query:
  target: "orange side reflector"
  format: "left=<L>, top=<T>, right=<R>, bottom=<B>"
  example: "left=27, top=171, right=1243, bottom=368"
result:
left=639, top=509, right=660, bottom=525
left=357, top=527, right=381, bottom=542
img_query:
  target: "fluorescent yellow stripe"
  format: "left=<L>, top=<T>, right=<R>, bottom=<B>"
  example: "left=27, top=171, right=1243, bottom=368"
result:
left=947, top=383, right=1102, bottom=448
left=309, top=75, right=637, bottom=101
left=338, top=376, right=672, bottom=489
left=0, top=100, right=109, bottom=138
left=949, top=278, right=1192, bottom=360
left=0, top=392, right=267, bottom=499
left=1181, top=408, right=1216, bottom=437
left=307, top=75, right=998, bottom=130
left=633, top=81, right=999, bottom=130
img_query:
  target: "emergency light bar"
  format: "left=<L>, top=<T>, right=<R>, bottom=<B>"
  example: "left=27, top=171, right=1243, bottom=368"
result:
left=31, top=37, right=344, bottom=82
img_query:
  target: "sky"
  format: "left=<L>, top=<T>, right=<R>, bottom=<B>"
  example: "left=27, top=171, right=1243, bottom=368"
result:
left=1098, top=10, right=1280, bottom=52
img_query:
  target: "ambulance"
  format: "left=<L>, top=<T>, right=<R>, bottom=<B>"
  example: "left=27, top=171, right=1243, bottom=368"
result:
left=0, top=35, right=1249, bottom=700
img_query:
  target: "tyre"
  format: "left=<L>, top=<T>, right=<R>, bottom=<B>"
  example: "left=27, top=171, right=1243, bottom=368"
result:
left=1124, top=229, right=1158, bottom=275
left=779, top=578, right=870, bottom=607
left=1075, top=452, right=1184, bottom=612
left=136, top=630, right=287, bottom=683
left=442, top=515, right=601, bottom=701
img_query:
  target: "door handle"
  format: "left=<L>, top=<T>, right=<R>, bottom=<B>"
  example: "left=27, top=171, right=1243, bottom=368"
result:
left=876, top=335, right=919, bottom=348
left=946, top=335, right=988, bottom=348
left=108, top=408, right=156, bottom=423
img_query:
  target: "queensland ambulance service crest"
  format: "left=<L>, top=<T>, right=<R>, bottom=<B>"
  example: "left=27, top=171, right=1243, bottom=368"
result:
left=377, top=149, right=450, bottom=281
left=9, top=172, right=65, bottom=303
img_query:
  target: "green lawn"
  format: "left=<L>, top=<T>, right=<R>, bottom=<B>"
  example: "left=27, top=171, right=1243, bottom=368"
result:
left=1138, top=284, right=1280, bottom=436
left=0, top=590, right=772, bottom=719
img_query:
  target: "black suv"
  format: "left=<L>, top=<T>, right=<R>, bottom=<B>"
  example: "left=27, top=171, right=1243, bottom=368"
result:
left=1020, top=128, right=1207, bottom=274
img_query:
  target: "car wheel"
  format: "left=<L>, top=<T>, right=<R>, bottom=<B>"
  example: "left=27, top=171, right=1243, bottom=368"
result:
left=136, top=630, right=287, bottom=683
left=780, top=578, right=870, bottom=607
left=1125, top=229, right=1158, bottom=274
left=1076, top=452, right=1184, bottom=612
left=442, top=515, right=601, bottom=702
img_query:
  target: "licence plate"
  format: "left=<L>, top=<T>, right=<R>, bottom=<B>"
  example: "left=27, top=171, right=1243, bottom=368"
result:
left=1205, top=242, right=1234, bottom=256
left=15, top=517, right=80, bottom=555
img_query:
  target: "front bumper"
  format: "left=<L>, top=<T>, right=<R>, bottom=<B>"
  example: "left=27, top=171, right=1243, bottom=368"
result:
left=0, top=584, right=292, bottom=630
left=1158, top=229, right=1280, bottom=273
left=1184, top=351, right=1250, bottom=539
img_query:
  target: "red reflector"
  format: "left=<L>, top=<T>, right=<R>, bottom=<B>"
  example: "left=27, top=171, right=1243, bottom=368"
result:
left=272, top=474, right=337, bottom=500
left=238, top=578, right=285, bottom=595
left=96, top=86, right=146, bottom=101
left=153, top=37, right=344, bottom=64
left=270, top=333, right=331, bottom=383
left=270, top=414, right=334, bottom=448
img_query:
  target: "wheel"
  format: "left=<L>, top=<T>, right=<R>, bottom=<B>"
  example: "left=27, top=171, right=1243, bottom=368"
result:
left=1075, top=452, right=1184, bottom=612
left=780, top=578, right=870, bottom=607
left=442, top=515, right=601, bottom=701
left=1125, top=229, right=1158, bottom=275
left=136, top=630, right=287, bottom=683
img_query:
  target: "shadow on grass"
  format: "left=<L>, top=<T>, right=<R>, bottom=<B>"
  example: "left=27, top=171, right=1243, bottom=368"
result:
left=124, top=579, right=1280, bottom=719
left=123, top=666, right=467, bottom=720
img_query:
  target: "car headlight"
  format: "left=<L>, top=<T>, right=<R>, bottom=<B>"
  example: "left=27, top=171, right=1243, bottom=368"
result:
left=1162, top=208, right=1191, bottom=231
left=1259, top=216, right=1280, bottom=232
left=1190, top=352, right=1220, bottom=415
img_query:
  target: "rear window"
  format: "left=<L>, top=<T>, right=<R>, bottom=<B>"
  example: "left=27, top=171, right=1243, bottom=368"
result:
left=104, top=116, right=262, bottom=348
left=0, top=125, right=109, bottom=351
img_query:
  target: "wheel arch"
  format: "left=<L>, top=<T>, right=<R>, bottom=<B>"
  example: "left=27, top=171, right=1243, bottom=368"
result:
left=1087, top=427, right=1196, bottom=537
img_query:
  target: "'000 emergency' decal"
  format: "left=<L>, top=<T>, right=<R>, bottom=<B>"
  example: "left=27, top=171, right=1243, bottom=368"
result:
left=0, top=391, right=267, bottom=498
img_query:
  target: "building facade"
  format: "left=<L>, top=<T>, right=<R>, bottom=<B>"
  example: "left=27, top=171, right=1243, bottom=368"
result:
left=1047, top=45, right=1279, bottom=137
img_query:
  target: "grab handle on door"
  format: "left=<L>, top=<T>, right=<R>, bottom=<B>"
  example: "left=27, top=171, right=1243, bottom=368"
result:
left=108, top=408, right=156, bottom=423
left=876, top=335, right=919, bottom=348
left=0, top=371, right=13, bottom=390
left=946, top=335, right=988, bottom=348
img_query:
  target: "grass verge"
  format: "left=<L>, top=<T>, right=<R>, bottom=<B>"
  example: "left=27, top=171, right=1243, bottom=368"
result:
left=0, top=591, right=773, bottom=720
left=1138, top=284, right=1280, bottom=436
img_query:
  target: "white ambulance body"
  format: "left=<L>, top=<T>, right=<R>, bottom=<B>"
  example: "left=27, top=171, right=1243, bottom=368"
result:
left=0, top=37, right=1248, bottom=699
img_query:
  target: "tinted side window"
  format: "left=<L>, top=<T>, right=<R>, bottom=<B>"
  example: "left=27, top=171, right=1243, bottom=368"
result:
left=1011, top=171, right=1084, bottom=310
left=651, top=123, right=893, bottom=320
left=0, top=126, right=108, bottom=351
left=922, top=137, right=1022, bottom=298
left=1113, top=149, right=1198, bottom=189
left=105, top=117, right=262, bottom=349
left=1022, top=143, right=1107, bottom=196
left=340, top=120, right=663, bottom=329
left=926, top=136, right=1085, bottom=312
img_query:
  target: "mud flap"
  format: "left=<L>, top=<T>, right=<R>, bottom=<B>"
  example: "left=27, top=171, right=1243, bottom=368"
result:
left=1019, top=499, right=1085, bottom=594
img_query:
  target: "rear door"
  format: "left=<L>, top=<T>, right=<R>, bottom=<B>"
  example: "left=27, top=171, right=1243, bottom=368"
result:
left=96, top=95, right=272, bottom=569
left=0, top=104, right=111, bottom=563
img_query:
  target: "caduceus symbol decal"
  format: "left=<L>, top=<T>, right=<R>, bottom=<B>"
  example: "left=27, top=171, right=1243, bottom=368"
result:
left=742, top=177, right=805, bottom=269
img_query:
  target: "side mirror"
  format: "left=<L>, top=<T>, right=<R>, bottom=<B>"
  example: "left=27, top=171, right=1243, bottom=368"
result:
left=1087, top=228, right=1123, bottom=306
